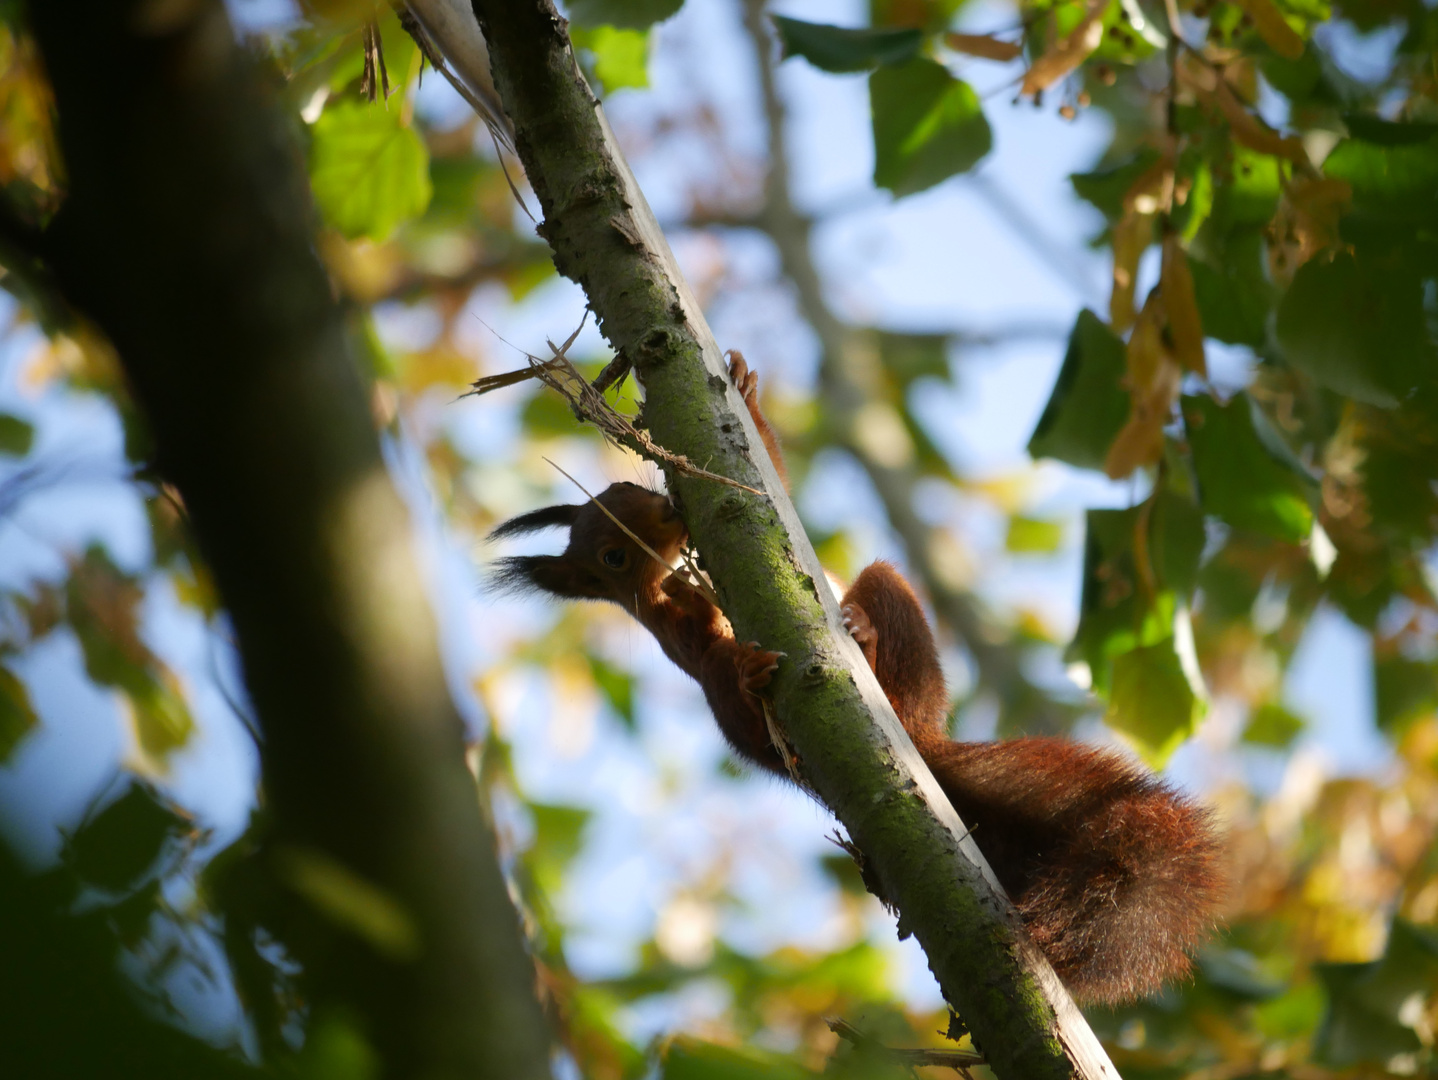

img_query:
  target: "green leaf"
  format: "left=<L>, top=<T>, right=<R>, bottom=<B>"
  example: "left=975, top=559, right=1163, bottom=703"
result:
left=1314, top=921, right=1438, bottom=1068
left=1027, top=310, right=1131, bottom=471
left=0, top=664, right=37, bottom=762
left=1190, top=228, right=1273, bottom=347
left=1254, top=981, right=1326, bottom=1040
left=0, top=413, right=34, bottom=456
left=567, top=0, right=682, bottom=29
left=1106, top=636, right=1206, bottom=766
left=661, top=1036, right=816, bottom=1080
left=1212, top=146, right=1282, bottom=230
left=1242, top=701, right=1305, bottom=746
left=876, top=330, right=949, bottom=387
left=293, top=1012, right=380, bottom=1080
left=1198, top=946, right=1286, bottom=999
left=275, top=845, right=420, bottom=961
left=1373, top=653, right=1438, bottom=734
left=67, top=782, right=194, bottom=893
left=1068, top=506, right=1180, bottom=694
left=1006, top=516, right=1064, bottom=553
left=1176, top=159, right=1214, bottom=241
left=772, top=16, right=922, bottom=73
left=526, top=802, right=591, bottom=896
left=309, top=101, right=432, bottom=242
left=1183, top=393, right=1314, bottom=543
left=590, top=656, right=636, bottom=731
left=571, top=25, right=649, bottom=92
left=1276, top=250, right=1436, bottom=407
left=1070, top=148, right=1163, bottom=220
left=1325, top=121, right=1438, bottom=225
left=126, top=673, right=195, bottom=761
left=1150, top=488, right=1205, bottom=599
left=870, top=59, right=991, bottom=197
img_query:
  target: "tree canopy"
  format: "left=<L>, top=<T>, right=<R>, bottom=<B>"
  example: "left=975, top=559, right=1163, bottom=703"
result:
left=0, top=0, right=1437, bottom=1077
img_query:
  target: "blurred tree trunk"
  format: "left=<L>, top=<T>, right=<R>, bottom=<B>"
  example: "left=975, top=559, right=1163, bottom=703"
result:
left=22, top=1, right=552, bottom=1076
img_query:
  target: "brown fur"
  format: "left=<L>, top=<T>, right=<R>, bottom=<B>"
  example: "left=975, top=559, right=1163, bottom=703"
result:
left=491, top=357, right=1224, bottom=1006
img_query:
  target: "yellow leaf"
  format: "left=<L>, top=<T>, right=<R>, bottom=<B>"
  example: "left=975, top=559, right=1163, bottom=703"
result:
left=1211, top=80, right=1308, bottom=163
left=1021, top=0, right=1108, bottom=96
left=1106, top=291, right=1180, bottom=479
left=945, top=32, right=1023, bottom=62
left=1161, top=234, right=1206, bottom=377
left=1103, top=411, right=1166, bottom=479
left=1229, top=0, right=1305, bottom=59
left=1109, top=208, right=1153, bottom=333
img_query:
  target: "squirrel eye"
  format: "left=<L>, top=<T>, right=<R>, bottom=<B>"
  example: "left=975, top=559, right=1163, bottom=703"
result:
left=601, top=548, right=627, bottom=569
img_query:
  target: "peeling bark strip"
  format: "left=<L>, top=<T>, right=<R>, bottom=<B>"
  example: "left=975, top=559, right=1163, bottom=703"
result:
left=463, top=1, right=1117, bottom=1076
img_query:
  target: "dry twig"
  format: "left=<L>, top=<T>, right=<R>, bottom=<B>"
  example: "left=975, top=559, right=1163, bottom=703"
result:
left=465, top=323, right=764, bottom=497
left=827, top=1017, right=984, bottom=1077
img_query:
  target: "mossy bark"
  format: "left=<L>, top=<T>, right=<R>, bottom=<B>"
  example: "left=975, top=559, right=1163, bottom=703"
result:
left=466, top=2, right=1118, bottom=1078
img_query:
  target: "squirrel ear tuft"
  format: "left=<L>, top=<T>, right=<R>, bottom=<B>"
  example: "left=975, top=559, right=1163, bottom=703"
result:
left=489, top=503, right=582, bottom=540
left=491, top=555, right=604, bottom=600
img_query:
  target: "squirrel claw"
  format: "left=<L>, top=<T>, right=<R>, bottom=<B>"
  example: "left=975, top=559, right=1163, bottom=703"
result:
left=738, top=640, right=782, bottom=695
left=727, top=350, right=759, bottom=402
left=841, top=603, right=877, bottom=649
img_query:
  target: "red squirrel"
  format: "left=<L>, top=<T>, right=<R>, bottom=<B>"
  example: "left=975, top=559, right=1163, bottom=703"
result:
left=492, top=353, right=1223, bottom=1006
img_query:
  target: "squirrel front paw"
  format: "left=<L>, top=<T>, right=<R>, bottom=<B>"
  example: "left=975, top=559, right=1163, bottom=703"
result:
left=737, top=641, right=782, bottom=696
left=841, top=602, right=879, bottom=669
left=727, top=350, right=760, bottom=405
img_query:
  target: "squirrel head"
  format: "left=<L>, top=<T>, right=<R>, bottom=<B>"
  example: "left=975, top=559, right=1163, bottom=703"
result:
left=489, top=482, right=687, bottom=607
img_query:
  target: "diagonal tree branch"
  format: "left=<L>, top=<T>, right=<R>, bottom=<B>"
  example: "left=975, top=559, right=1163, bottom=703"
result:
left=458, top=1, right=1117, bottom=1077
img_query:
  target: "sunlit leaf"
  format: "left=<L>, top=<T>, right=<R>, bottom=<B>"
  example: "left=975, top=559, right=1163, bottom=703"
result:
left=1183, top=393, right=1314, bottom=543
left=1228, top=0, right=1305, bottom=58
left=1006, top=516, right=1064, bottom=553
left=773, top=16, right=921, bottom=72
left=572, top=25, right=649, bottom=92
left=1106, top=635, right=1205, bottom=766
left=125, top=671, right=195, bottom=762
left=1323, top=119, right=1438, bottom=225
left=0, top=663, right=37, bottom=762
left=870, top=59, right=991, bottom=197
left=309, top=101, right=432, bottom=242
left=1242, top=701, right=1305, bottom=746
left=1027, top=309, right=1130, bottom=471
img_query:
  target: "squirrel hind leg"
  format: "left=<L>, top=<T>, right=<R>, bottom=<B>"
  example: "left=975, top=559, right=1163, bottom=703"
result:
left=841, top=561, right=948, bottom=734
left=1016, top=792, right=1226, bottom=1006
left=726, top=350, right=790, bottom=492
